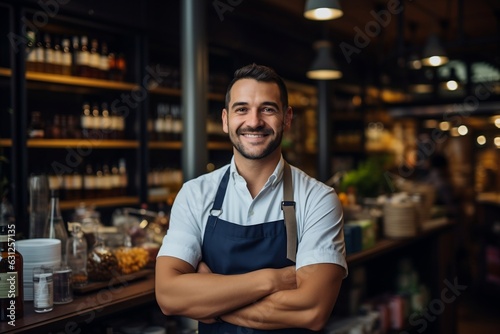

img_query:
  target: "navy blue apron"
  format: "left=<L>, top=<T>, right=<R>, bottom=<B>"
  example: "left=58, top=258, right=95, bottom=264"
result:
left=198, top=167, right=315, bottom=334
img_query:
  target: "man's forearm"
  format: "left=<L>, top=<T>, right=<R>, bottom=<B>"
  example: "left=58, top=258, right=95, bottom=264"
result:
left=155, top=257, right=297, bottom=320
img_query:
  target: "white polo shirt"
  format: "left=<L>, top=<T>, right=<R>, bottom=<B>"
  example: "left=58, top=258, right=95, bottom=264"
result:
left=158, top=156, right=347, bottom=276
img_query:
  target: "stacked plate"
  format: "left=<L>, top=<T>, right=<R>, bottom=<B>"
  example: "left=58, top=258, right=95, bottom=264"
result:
left=17, top=238, right=61, bottom=301
left=383, top=201, right=418, bottom=238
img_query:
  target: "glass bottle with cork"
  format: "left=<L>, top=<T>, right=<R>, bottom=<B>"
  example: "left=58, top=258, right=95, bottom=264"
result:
left=43, top=189, right=68, bottom=264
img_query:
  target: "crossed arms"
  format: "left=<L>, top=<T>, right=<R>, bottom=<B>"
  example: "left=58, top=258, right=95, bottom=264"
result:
left=155, top=256, right=344, bottom=331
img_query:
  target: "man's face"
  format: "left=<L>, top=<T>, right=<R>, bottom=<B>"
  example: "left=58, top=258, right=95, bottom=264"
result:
left=222, top=78, right=292, bottom=160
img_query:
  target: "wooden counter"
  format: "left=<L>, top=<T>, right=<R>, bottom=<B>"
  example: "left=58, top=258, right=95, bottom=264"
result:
left=0, top=272, right=156, bottom=333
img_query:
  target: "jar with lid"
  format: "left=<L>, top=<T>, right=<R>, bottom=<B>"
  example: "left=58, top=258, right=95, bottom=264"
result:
left=87, top=229, right=119, bottom=282
left=66, top=222, right=88, bottom=287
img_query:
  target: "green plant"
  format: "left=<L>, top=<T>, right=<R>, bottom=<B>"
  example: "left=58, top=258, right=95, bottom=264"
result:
left=340, top=155, right=394, bottom=198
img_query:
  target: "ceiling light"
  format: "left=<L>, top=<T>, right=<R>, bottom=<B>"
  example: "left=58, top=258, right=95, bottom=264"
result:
left=439, top=121, right=450, bottom=131
left=307, top=41, right=342, bottom=80
left=304, top=0, right=343, bottom=20
left=421, top=34, right=448, bottom=67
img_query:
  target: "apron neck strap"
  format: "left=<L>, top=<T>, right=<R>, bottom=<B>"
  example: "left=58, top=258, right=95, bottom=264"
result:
left=282, top=161, right=297, bottom=262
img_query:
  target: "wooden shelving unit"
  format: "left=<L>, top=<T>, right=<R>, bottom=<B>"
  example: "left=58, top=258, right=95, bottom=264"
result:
left=59, top=196, right=140, bottom=210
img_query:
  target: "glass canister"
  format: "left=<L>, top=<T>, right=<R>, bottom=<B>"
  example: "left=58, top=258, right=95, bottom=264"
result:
left=66, top=222, right=88, bottom=287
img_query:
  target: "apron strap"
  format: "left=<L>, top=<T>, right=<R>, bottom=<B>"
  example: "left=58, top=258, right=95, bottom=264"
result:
left=282, top=161, right=297, bottom=262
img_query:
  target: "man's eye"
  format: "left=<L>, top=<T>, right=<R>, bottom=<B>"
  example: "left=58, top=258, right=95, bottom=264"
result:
left=263, top=107, right=277, bottom=113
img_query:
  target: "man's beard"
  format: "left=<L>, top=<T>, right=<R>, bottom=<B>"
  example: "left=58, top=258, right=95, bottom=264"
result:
left=229, top=125, right=283, bottom=160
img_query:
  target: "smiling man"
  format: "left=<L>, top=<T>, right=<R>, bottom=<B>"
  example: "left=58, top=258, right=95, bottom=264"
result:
left=155, top=63, right=347, bottom=333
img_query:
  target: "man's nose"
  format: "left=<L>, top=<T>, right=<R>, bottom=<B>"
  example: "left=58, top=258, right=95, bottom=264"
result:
left=246, top=109, right=263, bottom=127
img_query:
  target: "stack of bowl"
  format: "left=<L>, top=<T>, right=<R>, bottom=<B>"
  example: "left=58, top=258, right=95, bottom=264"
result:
left=17, top=238, right=61, bottom=300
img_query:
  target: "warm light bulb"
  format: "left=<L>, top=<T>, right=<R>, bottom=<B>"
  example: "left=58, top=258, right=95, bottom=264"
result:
left=446, top=80, right=458, bottom=91
left=439, top=121, right=450, bottom=131
left=494, top=137, right=500, bottom=147
left=477, top=135, right=486, bottom=145
left=458, top=125, right=468, bottom=136
left=429, top=56, right=443, bottom=66
left=495, top=118, right=500, bottom=128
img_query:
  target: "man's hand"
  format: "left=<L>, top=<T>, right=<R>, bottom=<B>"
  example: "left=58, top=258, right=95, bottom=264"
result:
left=197, top=261, right=212, bottom=274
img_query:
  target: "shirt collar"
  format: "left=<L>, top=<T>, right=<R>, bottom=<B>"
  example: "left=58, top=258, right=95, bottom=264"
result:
left=229, top=156, right=285, bottom=189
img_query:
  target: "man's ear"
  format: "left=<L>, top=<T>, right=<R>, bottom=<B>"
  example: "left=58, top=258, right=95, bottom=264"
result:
left=222, top=108, right=229, bottom=133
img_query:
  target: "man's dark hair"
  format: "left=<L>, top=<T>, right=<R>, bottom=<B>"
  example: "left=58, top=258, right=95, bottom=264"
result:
left=225, top=63, right=289, bottom=110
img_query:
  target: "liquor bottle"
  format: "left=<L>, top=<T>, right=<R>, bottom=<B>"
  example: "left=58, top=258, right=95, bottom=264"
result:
left=61, top=37, right=72, bottom=76
left=80, top=102, right=91, bottom=138
left=116, top=53, right=126, bottom=81
left=28, top=111, right=45, bottom=139
left=47, top=114, right=61, bottom=139
left=171, top=104, right=182, bottom=141
left=52, top=36, right=63, bottom=75
left=43, top=33, right=55, bottom=74
left=43, top=189, right=68, bottom=264
left=155, top=104, right=165, bottom=141
left=26, top=30, right=37, bottom=72
left=91, top=104, right=101, bottom=136
left=76, top=36, right=90, bottom=77
left=83, top=164, right=96, bottom=199
left=118, top=159, right=128, bottom=196
left=107, top=52, right=116, bottom=81
left=102, top=164, right=112, bottom=198
left=99, top=42, right=109, bottom=80
left=110, top=164, right=120, bottom=196
left=66, top=222, right=87, bottom=288
left=0, top=219, right=24, bottom=322
left=33, top=32, right=45, bottom=72
left=89, top=38, right=100, bottom=79
left=100, top=103, right=111, bottom=139
left=71, top=36, right=79, bottom=76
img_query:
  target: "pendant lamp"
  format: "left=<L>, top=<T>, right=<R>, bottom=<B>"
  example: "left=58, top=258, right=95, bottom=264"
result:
left=421, top=34, right=448, bottom=67
left=304, top=0, right=343, bottom=20
left=307, top=41, right=342, bottom=80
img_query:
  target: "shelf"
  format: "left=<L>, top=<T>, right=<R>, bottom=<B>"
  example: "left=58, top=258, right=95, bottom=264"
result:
left=0, top=67, right=225, bottom=101
left=148, top=141, right=182, bottom=149
left=59, top=196, right=139, bottom=210
left=148, top=141, right=232, bottom=150
left=0, top=138, right=12, bottom=147
left=27, top=139, right=139, bottom=149
left=0, top=67, right=138, bottom=91
left=346, top=217, right=453, bottom=266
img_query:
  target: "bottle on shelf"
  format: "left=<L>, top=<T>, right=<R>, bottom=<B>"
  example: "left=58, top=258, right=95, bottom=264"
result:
left=111, top=164, right=120, bottom=196
left=67, top=115, right=81, bottom=139
left=61, top=37, right=72, bottom=76
left=171, top=104, right=182, bottom=141
left=80, top=102, right=91, bottom=138
left=31, top=32, right=45, bottom=73
left=116, top=53, right=126, bottom=81
left=154, top=103, right=166, bottom=141
left=28, top=111, right=45, bottom=139
left=47, top=114, right=61, bottom=139
left=0, top=211, right=24, bottom=322
left=59, top=115, right=68, bottom=139
left=101, top=103, right=111, bottom=139
left=95, top=163, right=104, bottom=198
left=43, top=33, right=55, bottom=74
left=99, top=41, right=109, bottom=80
left=71, top=35, right=79, bottom=76
left=53, top=36, right=63, bottom=75
left=76, top=35, right=90, bottom=77
left=118, top=158, right=128, bottom=196
left=89, top=38, right=100, bottom=79
left=83, top=164, right=96, bottom=199
left=102, top=164, right=113, bottom=198
left=43, top=189, right=69, bottom=264
left=91, top=103, right=101, bottom=136
left=25, top=30, right=37, bottom=72
left=66, top=222, right=88, bottom=288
